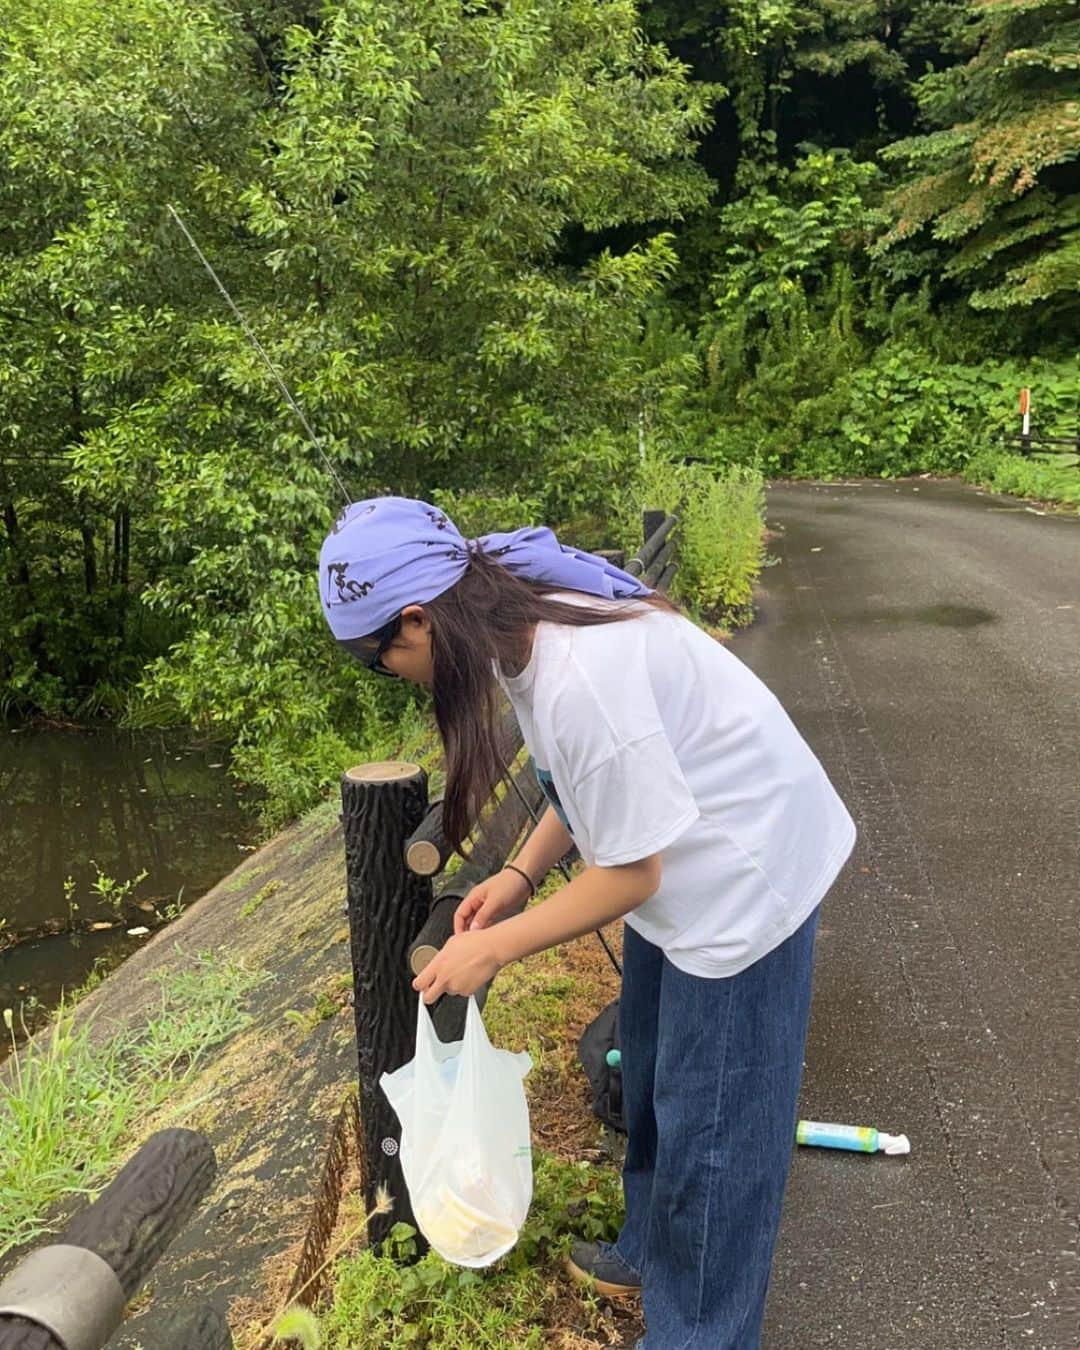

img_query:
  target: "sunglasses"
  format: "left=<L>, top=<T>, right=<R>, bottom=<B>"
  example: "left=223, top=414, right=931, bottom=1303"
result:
left=339, top=614, right=402, bottom=676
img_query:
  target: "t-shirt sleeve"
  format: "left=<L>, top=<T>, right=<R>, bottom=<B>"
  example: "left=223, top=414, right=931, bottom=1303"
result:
left=549, top=641, right=700, bottom=866
left=572, top=731, right=701, bottom=867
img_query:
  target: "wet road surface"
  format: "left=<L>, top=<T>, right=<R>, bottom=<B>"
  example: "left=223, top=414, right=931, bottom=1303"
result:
left=730, top=479, right=1079, bottom=1349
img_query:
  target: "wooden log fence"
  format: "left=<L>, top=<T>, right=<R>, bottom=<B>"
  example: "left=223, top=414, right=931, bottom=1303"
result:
left=0, top=1128, right=224, bottom=1350
left=1009, top=430, right=1080, bottom=456
left=340, top=508, right=679, bottom=1259
left=403, top=706, right=525, bottom=880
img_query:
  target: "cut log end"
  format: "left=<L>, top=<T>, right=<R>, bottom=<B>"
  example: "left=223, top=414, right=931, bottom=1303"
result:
left=344, top=762, right=422, bottom=783
left=405, top=839, right=442, bottom=876
left=409, top=943, right=439, bottom=975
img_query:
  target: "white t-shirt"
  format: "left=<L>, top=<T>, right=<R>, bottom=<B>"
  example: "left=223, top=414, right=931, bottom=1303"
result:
left=497, top=593, right=856, bottom=978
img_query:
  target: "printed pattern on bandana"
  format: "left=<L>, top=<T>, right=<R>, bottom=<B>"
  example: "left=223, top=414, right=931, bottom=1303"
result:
left=324, top=562, right=374, bottom=604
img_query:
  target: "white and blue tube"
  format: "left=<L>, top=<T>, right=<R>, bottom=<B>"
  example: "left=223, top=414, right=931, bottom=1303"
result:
left=796, top=1119, right=910, bottom=1155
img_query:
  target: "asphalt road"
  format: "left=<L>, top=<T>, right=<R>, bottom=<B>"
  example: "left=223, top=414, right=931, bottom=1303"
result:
left=729, top=479, right=1079, bottom=1350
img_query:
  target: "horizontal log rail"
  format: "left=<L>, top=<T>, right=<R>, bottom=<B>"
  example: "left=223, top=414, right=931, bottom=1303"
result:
left=643, top=536, right=676, bottom=589
left=404, top=707, right=525, bottom=877
left=657, top=558, right=678, bottom=593
left=1006, top=432, right=1080, bottom=452
left=626, top=512, right=677, bottom=577
left=0, top=1129, right=221, bottom=1350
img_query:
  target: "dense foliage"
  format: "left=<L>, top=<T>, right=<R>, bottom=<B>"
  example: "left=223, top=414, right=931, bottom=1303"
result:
left=876, top=0, right=1079, bottom=311
left=0, top=0, right=712, bottom=815
left=1, top=0, right=1075, bottom=820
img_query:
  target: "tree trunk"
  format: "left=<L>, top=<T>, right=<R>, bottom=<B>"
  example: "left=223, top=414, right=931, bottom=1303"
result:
left=120, top=508, right=129, bottom=587
left=0, top=469, right=46, bottom=671
left=81, top=522, right=97, bottom=596
left=0, top=469, right=33, bottom=602
left=110, top=512, right=121, bottom=588
left=70, top=376, right=98, bottom=597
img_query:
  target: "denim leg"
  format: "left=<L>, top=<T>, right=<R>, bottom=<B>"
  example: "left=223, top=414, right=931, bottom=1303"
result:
left=614, top=922, right=664, bottom=1276
left=641, top=909, right=820, bottom=1350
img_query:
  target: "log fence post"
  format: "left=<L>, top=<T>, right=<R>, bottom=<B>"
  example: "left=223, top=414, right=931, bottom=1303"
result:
left=643, top=508, right=666, bottom=549
left=340, top=762, right=432, bottom=1252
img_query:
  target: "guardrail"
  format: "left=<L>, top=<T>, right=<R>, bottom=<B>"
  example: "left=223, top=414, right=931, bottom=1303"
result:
left=1006, top=429, right=1080, bottom=456
left=1005, top=388, right=1079, bottom=459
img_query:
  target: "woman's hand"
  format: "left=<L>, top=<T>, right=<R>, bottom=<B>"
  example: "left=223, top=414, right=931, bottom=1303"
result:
left=453, top=868, right=531, bottom=935
left=412, top=928, right=502, bottom=1004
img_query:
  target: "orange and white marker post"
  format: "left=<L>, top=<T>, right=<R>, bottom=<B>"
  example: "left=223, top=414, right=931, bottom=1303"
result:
left=1019, top=387, right=1031, bottom=454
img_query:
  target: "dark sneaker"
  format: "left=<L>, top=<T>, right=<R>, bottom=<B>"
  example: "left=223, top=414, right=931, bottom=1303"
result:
left=564, top=1240, right=641, bottom=1298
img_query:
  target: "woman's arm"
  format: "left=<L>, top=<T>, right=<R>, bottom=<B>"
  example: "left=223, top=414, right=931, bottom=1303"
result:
left=512, top=803, right=574, bottom=889
left=413, top=854, right=661, bottom=1003
left=492, top=856, right=659, bottom=964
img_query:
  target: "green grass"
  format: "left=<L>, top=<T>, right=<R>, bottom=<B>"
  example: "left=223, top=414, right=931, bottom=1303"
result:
left=0, top=947, right=267, bottom=1256
left=676, top=464, right=766, bottom=618
left=283, top=989, right=341, bottom=1036
left=964, top=448, right=1080, bottom=510
left=621, top=455, right=766, bottom=623
left=298, top=1154, right=622, bottom=1350
left=241, top=880, right=282, bottom=918
left=223, top=861, right=272, bottom=895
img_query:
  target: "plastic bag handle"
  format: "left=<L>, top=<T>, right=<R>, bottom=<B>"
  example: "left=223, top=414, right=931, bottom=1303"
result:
left=463, top=994, right=491, bottom=1050
left=414, top=992, right=445, bottom=1068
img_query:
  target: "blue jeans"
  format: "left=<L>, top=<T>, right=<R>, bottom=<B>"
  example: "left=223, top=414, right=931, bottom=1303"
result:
left=616, top=908, right=820, bottom=1350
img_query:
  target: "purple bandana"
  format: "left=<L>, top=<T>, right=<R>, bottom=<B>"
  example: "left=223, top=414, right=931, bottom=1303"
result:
left=319, top=496, right=652, bottom=641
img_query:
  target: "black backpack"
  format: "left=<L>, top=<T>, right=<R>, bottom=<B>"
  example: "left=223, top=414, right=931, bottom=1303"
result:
left=577, top=999, right=626, bottom=1134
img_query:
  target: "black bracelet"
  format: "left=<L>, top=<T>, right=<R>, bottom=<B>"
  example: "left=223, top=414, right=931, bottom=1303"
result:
left=503, top=862, right=537, bottom=898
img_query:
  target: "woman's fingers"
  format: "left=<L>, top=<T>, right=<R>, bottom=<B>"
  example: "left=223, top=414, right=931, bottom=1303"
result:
left=453, top=890, right=485, bottom=935
left=413, top=951, right=445, bottom=1002
left=412, top=931, right=499, bottom=1005
left=469, top=897, right=502, bottom=930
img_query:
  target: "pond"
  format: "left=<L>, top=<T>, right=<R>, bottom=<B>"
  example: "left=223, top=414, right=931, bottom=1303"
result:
left=0, top=724, right=257, bottom=1059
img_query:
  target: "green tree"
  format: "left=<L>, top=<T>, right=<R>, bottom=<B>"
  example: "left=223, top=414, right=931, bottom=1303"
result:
left=0, top=0, right=260, bottom=712
left=144, top=1, right=712, bottom=804
left=642, top=1, right=942, bottom=180
left=875, top=0, right=1080, bottom=312
left=2, top=0, right=714, bottom=822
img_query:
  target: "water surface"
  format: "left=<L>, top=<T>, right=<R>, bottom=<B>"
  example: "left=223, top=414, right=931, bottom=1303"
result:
left=1, top=725, right=256, bottom=1054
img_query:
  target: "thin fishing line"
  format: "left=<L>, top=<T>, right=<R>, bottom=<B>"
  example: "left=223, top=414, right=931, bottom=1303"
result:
left=166, top=204, right=352, bottom=507
left=505, top=766, right=622, bottom=978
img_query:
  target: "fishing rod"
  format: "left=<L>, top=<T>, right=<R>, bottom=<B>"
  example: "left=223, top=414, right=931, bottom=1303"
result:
left=169, top=206, right=621, bottom=977
left=165, top=203, right=352, bottom=507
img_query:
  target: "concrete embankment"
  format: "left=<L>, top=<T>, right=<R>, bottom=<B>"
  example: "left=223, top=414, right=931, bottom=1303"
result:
left=2, top=798, right=364, bottom=1348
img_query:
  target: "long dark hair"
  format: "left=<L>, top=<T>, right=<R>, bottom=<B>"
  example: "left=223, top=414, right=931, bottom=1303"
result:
left=421, top=548, right=683, bottom=853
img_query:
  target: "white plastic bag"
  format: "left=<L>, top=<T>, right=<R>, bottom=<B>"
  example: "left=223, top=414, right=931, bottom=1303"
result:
left=380, top=995, right=533, bottom=1267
